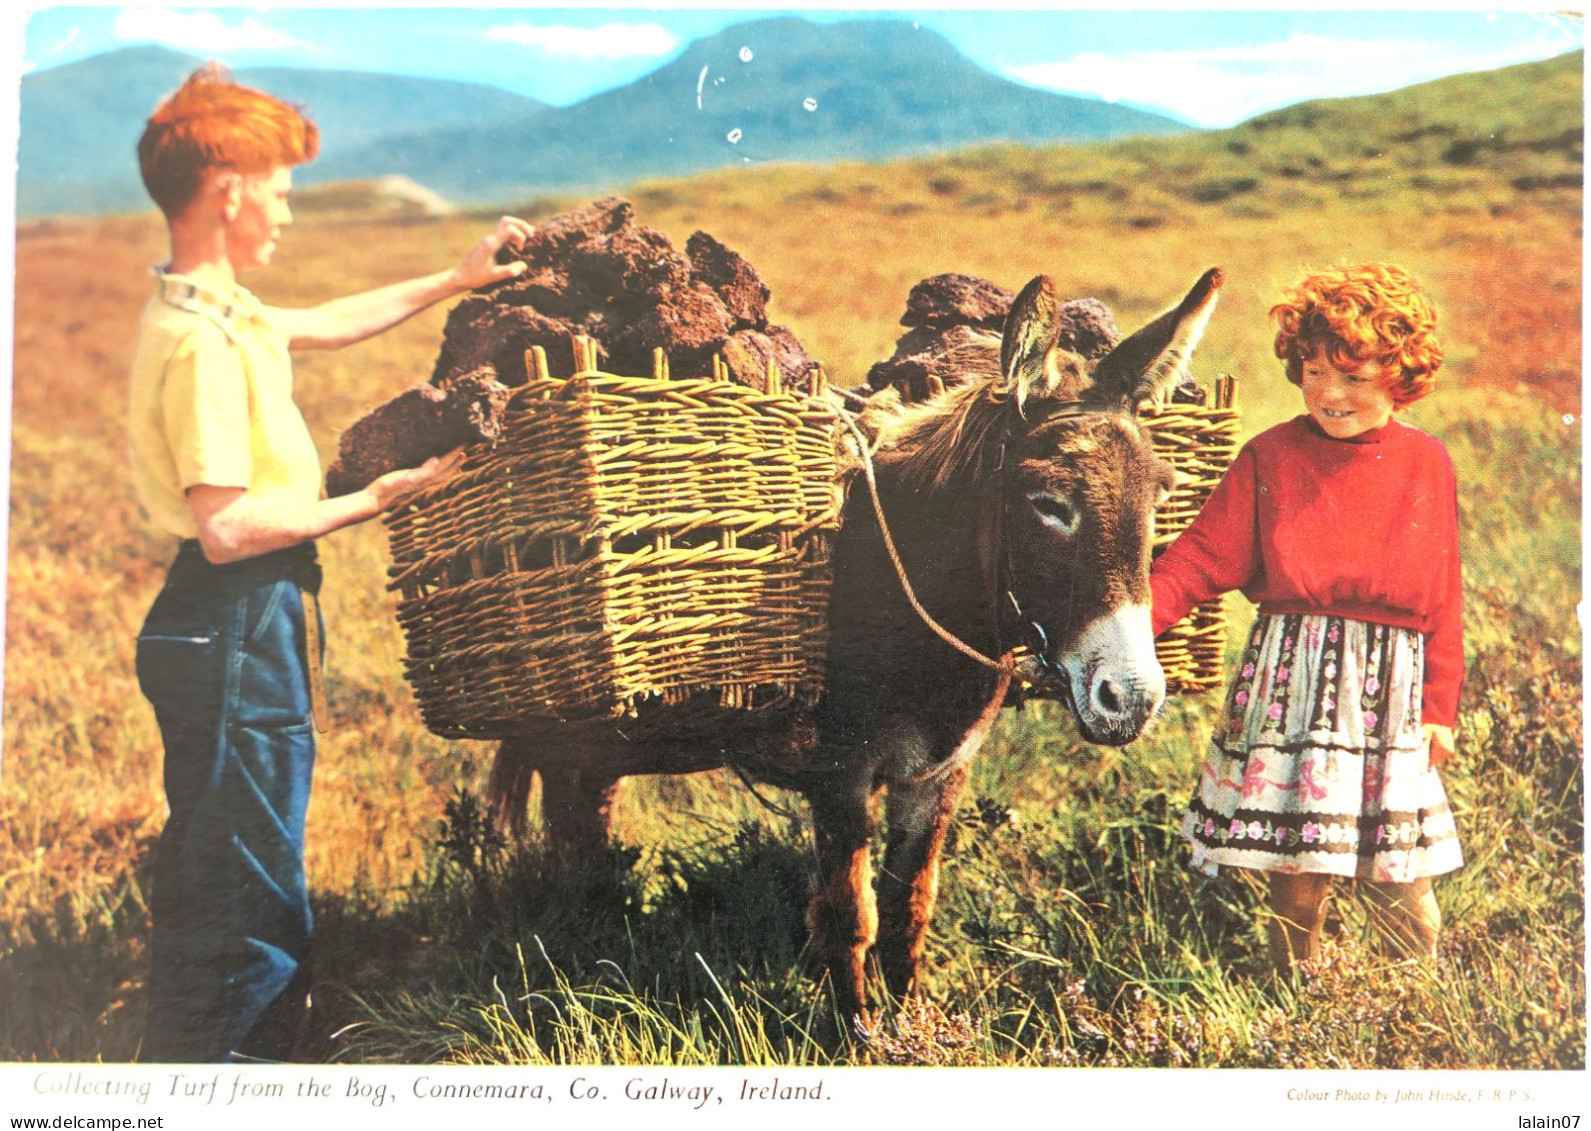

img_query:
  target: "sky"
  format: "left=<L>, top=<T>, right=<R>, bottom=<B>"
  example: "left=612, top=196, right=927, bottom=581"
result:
left=13, top=4, right=1585, bottom=129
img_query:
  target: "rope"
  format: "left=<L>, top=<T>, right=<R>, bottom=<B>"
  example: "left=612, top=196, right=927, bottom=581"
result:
left=834, top=408, right=1013, bottom=676
left=727, top=761, right=807, bottom=822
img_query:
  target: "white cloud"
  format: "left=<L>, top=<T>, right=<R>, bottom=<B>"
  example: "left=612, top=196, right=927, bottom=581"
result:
left=1008, top=32, right=1578, bottom=128
left=486, top=21, right=677, bottom=61
left=112, top=8, right=312, bottom=54
left=35, top=26, right=80, bottom=68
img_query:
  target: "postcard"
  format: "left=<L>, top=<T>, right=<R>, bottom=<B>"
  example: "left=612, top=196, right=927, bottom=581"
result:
left=1, top=5, right=1584, bottom=1127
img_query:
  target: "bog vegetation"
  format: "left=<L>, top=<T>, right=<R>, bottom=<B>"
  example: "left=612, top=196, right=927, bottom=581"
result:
left=1, top=52, right=1582, bottom=1067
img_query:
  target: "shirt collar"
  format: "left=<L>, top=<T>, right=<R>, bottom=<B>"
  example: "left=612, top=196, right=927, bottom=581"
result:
left=151, top=267, right=266, bottom=333
left=1299, top=414, right=1395, bottom=445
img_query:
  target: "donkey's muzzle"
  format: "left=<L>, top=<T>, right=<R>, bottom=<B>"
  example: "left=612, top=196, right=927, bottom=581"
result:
left=1058, top=604, right=1166, bottom=746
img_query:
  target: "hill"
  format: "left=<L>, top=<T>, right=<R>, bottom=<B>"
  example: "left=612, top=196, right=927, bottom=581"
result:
left=16, top=18, right=1185, bottom=218
left=15, top=45, right=550, bottom=218
left=575, top=48, right=1577, bottom=409
left=832, top=49, right=1584, bottom=234
left=312, top=17, right=1187, bottom=201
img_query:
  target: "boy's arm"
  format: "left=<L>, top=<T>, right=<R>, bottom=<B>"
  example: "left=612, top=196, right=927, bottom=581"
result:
left=269, top=216, right=534, bottom=351
left=187, top=450, right=465, bottom=564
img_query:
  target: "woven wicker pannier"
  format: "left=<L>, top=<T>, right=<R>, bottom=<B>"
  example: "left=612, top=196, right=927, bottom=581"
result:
left=385, top=348, right=1238, bottom=739
left=384, top=339, right=843, bottom=740
left=1142, top=374, right=1241, bottom=694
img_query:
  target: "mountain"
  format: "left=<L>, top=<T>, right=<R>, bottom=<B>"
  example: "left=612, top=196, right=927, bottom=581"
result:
left=311, top=17, right=1189, bottom=201
left=15, top=45, right=550, bottom=218
left=15, top=20, right=1186, bottom=218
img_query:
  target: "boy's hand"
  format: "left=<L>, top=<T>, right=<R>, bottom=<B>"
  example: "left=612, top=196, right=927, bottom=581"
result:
left=452, top=216, right=536, bottom=291
left=1423, top=723, right=1456, bottom=768
left=366, top=448, right=468, bottom=512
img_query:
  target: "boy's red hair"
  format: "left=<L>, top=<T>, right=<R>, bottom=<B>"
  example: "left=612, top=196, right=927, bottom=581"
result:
left=1270, top=263, right=1443, bottom=407
left=138, top=63, right=320, bottom=219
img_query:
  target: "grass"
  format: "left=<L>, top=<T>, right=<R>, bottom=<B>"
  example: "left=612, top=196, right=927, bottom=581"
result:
left=1, top=55, right=1583, bottom=1070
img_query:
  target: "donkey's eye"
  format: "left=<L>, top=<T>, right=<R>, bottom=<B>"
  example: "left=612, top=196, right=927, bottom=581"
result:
left=1029, top=492, right=1079, bottom=533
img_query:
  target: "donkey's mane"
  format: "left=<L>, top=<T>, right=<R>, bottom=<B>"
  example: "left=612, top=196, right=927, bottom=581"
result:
left=871, top=376, right=1099, bottom=495
left=869, top=376, right=1011, bottom=495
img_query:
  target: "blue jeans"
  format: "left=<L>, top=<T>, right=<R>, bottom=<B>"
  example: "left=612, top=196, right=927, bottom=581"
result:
left=137, top=541, right=323, bottom=1063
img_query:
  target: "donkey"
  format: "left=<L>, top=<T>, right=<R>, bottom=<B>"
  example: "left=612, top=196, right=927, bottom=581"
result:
left=489, top=267, right=1224, bottom=1019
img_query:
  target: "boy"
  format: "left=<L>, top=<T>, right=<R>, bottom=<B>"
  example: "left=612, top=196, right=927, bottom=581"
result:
left=130, top=63, right=532, bottom=1061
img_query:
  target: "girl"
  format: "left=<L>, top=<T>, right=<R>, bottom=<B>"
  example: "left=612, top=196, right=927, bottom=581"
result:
left=1151, top=263, right=1464, bottom=970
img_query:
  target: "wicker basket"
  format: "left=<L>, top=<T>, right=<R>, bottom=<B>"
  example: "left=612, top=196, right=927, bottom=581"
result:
left=384, top=339, right=843, bottom=739
left=386, top=349, right=1239, bottom=739
left=1143, top=374, right=1241, bottom=694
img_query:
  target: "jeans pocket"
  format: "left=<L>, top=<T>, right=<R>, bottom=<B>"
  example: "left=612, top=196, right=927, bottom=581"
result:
left=137, top=628, right=223, bottom=729
left=235, top=579, right=312, bottom=729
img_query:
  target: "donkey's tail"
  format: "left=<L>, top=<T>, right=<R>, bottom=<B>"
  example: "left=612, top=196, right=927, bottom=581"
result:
left=488, top=739, right=537, bottom=837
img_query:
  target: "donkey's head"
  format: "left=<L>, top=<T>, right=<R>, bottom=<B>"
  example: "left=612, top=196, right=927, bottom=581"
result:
left=992, top=268, right=1223, bottom=744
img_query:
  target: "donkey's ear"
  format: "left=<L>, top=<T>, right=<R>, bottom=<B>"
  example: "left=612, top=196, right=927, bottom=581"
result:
left=1088, top=267, right=1223, bottom=411
left=1000, top=275, right=1064, bottom=415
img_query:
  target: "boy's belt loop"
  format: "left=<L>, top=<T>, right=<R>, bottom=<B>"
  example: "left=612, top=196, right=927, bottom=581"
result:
left=301, top=587, right=329, bottom=734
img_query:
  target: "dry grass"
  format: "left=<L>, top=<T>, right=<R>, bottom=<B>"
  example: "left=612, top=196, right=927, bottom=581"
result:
left=1, top=120, right=1581, bottom=1064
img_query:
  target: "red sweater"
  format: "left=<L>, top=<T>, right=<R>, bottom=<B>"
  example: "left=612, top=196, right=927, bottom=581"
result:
left=1151, top=415, right=1465, bottom=727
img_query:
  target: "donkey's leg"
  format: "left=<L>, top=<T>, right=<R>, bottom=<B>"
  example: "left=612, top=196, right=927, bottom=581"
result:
left=876, top=764, right=969, bottom=1000
left=804, top=778, right=880, bottom=1021
left=487, top=738, right=538, bottom=837
left=539, top=765, right=625, bottom=853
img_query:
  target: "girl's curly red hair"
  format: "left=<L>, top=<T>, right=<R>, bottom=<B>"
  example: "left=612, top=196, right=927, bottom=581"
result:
left=138, top=63, right=319, bottom=219
left=1270, top=263, right=1443, bottom=407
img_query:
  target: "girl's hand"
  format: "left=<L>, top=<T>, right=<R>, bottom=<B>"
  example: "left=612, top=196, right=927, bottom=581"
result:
left=1423, top=723, right=1456, bottom=768
left=452, top=216, right=536, bottom=291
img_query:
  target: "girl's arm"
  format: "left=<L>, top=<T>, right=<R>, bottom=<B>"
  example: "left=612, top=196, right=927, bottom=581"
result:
left=1150, top=441, right=1262, bottom=636
left=1419, top=447, right=1466, bottom=761
left=1424, top=724, right=1456, bottom=767
left=268, top=216, right=534, bottom=351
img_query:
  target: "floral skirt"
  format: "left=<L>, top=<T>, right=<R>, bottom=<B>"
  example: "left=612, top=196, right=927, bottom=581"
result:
left=1179, top=613, right=1464, bottom=883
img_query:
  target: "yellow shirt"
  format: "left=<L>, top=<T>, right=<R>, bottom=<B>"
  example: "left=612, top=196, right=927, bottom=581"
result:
left=128, top=272, right=322, bottom=540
